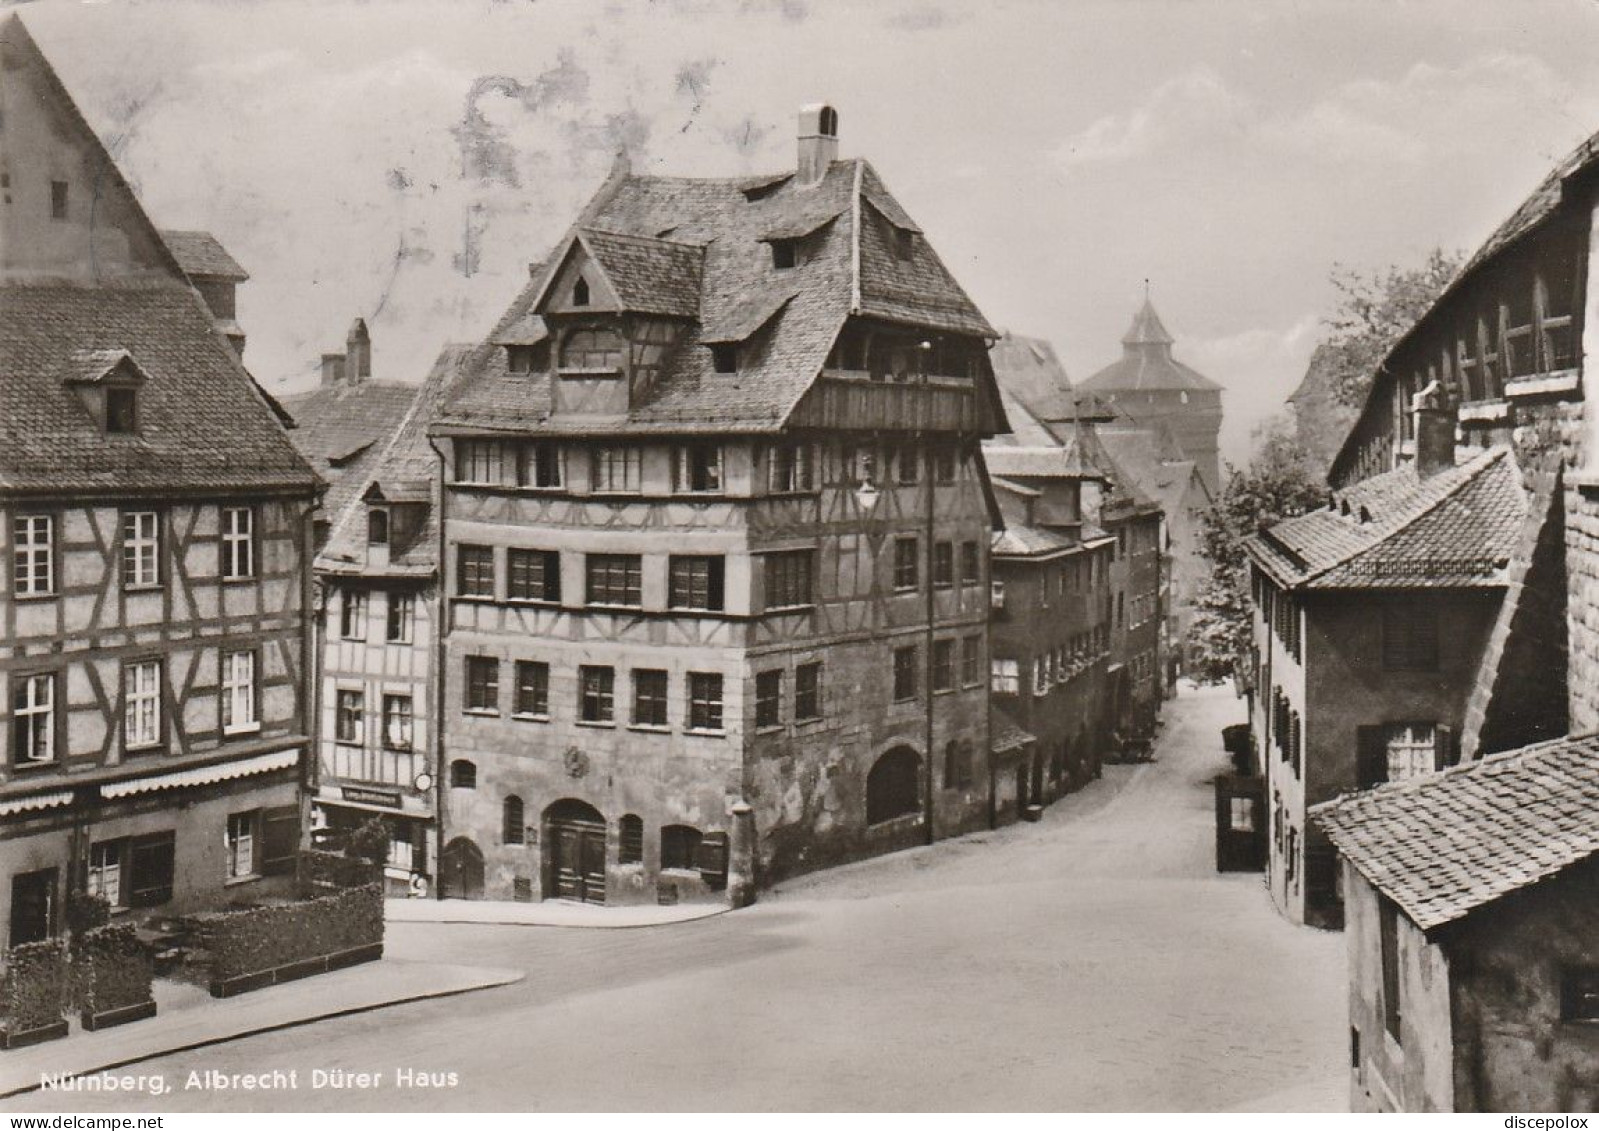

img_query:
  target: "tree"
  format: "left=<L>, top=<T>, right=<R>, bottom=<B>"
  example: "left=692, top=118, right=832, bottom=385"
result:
left=1322, top=247, right=1464, bottom=407
left=1186, top=415, right=1326, bottom=684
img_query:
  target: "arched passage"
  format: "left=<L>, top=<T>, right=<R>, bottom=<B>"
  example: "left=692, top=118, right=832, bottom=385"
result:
left=867, top=746, right=921, bottom=825
left=439, top=836, right=484, bottom=901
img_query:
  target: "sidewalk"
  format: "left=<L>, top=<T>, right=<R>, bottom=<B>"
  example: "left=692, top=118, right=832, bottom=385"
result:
left=386, top=896, right=730, bottom=928
left=0, top=957, right=522, bottom=1099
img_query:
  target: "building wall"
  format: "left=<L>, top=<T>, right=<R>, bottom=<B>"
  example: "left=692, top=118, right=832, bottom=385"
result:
left=1255, top=573, right=1309, bottom=923
left=1105, top=508, right=1163, bottom=741
left=1111, top=388, right=1223, bottom=494
left=1346, top=866, right=1455, bottom=1113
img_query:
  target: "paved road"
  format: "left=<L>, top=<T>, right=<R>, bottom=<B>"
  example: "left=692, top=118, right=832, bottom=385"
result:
left=6, top=683, right=1347, bottom=1112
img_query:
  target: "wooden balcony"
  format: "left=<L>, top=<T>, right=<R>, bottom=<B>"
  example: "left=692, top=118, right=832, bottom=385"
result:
left=789, top=372, right=983, bottom=434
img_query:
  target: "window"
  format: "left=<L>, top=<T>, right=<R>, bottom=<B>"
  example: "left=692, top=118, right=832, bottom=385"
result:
left=465, top=656, right=499, bottom=713
left=1034, top=656, right=1051, bottom=696
left=561, top=327, right=622, bottom=370
left=619, top=815, right=644, bottom=864
left=450, top=759, right=477, bottom=789
left=340, top=589, right=367, bottom=640
left=933, top=542, right=954, bottom=589
left=711, top=344, right=738, bottom=374
left=991, top=658, right=1019, bottom=695
left=105, top=387, right=138, bottom=434
left=687, top=672, right=724, bottom=732
left=770, top=239, right=796, bottom=269
left=867, top=746, right=920, bottom=824
left=50, top=179, right=67, bottom=219
left=795, top=661, right=822, bottom=721
left=382, top=694, right=413, bottom=751
left=933, top=444, right=958, bottom=483
left=503, top=796, right=525, bottom=846
left=756, top=670, right=783, bottom=729
left=960, top=541, right=980, bottom=586
left=221, top=651, right=258, bottom=734
left=586, top=554, right=643, bottom=607
left=892, top=645, right=918, bottom=702
left=1560, top=967, right=1599, bottom=1022
left=386, top=592, right=414, bottom=643
left=515, top=661, right=549, bottom=718
left=661, top=824, right=703, bottom=871
left=516, top=442, right=563, bottom=488
left=590, top=446, right=642, bottom=493
left=455, top=440, right=503, bottom=485
left=1228, top=797, right=1255, bottom=832
left=221, top=507, right=254, bottom=578
left=932, top=639, right=955, bottom=693
left=507, top=548, right=561, bottom=602
left=123, top=511, right=160, bottom=588
left=1379, top=896, right=1403, bottom=1043
left=763, top=551, right=814, bottom=610
left=893, top=445, right=920, bottom=485
left=579, top=666, right=615, bottom=723
left=893, top=537, right=919, bottom=591
left=457, top=544, right=495, bottom=598
left=87, top=841, right=125, bottom=907
left=1382, top=603, right=1439, bottom=671
left=506, top=342, right=548, bottom=375
left=13, top=515, right=52, bottom=597
left=673, top=445, right=723, bottom=493
left=961, top=635, right=982, bottom=686
left=123, top=660, right=162, bottom=751
left=335, top=689, right=364, bottom=745
left=572, top=277, right=590, bottom=307
left=632, top=669, right=668, bottom=727
left=13, top=673, right=55, bottom=765
left=768, top=443, right=815, bottom=493
left=367, top=508, right=389, bottom=546
left=128, top=832, right=175, bottom=908
left=669, top=555, right=724, bottom=611
left=225, top=811, right=259, bottom=881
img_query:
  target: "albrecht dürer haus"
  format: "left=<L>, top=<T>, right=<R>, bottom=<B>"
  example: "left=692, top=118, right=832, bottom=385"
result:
left=426, top=106, right=1009, bottom=904
left=0, top=19, right=321, bottom=944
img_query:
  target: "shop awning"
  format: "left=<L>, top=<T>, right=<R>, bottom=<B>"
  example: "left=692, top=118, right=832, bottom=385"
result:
left=101, top=748, right=299, bottom=799
left=0, top=790, right=74, bottom=817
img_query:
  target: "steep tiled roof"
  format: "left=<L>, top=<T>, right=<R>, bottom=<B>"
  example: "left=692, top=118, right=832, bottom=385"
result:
left=317, top=345, right=475, bottom=577
left=437, top=155, right=995, bottom=436
left=1313, top=734, right=1599, bottom=932
left=1080, top=299, right=1221, bottom=394
left=281, top=380, right=420, bottom=524
left=160, top=229, right=248, bottom=281
left=1246, top=446, right=1525, bottom=590
left=1097, top=428, right=1210, bottom=520
left=1121, top=298, right=1173, bottom=346
left=983, top=446, right=1094, bottom=480
left=578, top=227, right=704, bottom=318
left=992, top=523, right=1081, bottom=559
left=0, top=280, right=318, bottom=495
left=989, top=332, right=1076, bottom=421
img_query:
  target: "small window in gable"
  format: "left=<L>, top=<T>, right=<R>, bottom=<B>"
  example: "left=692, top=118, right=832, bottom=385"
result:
left=572, top=276, right=590, bottom=307
left=507, top=342, right=549, bottom=375
left=894, top=227, right=915, bottom=261
left=50, top=180, right=68, bottom=220
left=711, top=345, right=738, bottom=374
left=105, top=387, right=138, bottom=434
left=368, top=507, right=389, bottom=546
left=770, top=240, right=797, bottom=270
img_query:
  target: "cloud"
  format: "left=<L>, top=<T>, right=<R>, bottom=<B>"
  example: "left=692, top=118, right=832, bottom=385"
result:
left=1053, top=67, right=1248, bottom=168
left=1180, top=315, right=1323, bottom=467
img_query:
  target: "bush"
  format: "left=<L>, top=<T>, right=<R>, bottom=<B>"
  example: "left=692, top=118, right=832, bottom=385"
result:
left=1, top=939, right=67, bottom=1034
left=345, top=817, right=391, bottom=871
left=65, top=891, right=111, bottom=943
left=78, top=924, right=153, bottom=1016
left=190, top=883, right=383, bottom=983
left=299, top=848, right=380, bottom=893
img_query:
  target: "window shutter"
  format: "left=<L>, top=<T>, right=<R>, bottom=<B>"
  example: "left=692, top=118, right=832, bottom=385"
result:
left=261, top=805, right=301, bottom=876
left=1356, top=726, right=1387, bottom=789
left=695, top=831, right=729, bottom=890
left=1433, top=724, right=1455, bottom=771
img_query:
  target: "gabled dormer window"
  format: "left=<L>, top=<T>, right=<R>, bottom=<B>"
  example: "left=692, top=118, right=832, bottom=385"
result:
left=572, top=277, right=591, bottom=307
left=106, top=387, right=138, bottom=434
left=561, top=328, right=623, bottom=371
left=368, top=508, right=389, bottom=546
left=711, top=345, right=737, bottom=374
left=771, top=239, right=797, bottom=270
left=507, top=342, right=549, bottom=375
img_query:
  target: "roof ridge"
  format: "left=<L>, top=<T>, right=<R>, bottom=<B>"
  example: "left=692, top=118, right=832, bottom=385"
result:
left=579, top=224, right=708, bottom=251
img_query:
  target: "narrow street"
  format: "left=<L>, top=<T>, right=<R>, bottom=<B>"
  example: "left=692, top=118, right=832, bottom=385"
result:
left=6, top=683, right=1347, bottom=1113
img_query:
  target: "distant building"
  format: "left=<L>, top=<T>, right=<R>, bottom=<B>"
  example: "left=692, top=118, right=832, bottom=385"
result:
left=1079, top=298, right=1224, bottom=495
left=427, top=106, right=1007, bottom=904
left=1286, top=343, right=1361, bottom=482
left=1244, top=397, right=1529, bottom=927
left=0, top=16, right=320, bottom=944
left=1315, top=735, right=1599, bottom=1113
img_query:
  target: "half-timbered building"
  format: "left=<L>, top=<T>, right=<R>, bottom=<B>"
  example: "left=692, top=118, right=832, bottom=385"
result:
left=428, top=106, right=1008, bottom=904
left=0, top=16, right=321, bottom=947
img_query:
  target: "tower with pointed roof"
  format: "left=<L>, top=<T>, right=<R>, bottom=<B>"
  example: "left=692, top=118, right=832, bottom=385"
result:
left=1079, top=296, right=1224, bottom=493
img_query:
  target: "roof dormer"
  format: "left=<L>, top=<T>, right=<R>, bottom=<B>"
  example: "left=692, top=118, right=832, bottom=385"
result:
left=64, top=348, right=149, bottom=435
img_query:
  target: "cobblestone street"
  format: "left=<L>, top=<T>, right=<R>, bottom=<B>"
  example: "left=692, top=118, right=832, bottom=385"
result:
left=5, top=683, right=1347, bottom=1112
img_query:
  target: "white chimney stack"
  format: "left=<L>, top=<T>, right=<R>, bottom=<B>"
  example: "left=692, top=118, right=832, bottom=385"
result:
left=797, top=103, right=839, bottom=188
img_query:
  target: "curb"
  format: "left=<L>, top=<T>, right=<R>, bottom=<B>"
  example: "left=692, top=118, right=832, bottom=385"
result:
left=387, top=903, right=734, bottom=930
left=0, top=966, right=524, bottom=1100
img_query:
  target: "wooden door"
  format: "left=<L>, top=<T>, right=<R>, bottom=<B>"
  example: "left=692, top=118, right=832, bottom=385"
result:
left=9, top=867, right=57, bottom=946
left=551, top=819, right=607, bottom=905
left=439, top=837, right=484, bottom=900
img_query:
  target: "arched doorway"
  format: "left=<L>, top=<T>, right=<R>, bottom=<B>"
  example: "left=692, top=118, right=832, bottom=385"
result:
left=543, top=799, right=607, bottom=905
left=439, top=837, right=484, bottom=901
left=866, top=746, right=921, bottom=825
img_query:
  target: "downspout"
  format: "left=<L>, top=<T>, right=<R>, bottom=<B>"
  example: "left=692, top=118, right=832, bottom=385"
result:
left=301, top=499, right=322, bottom=849
left=923, top=433, right=937, bottom=847
left=427, top=436, right=451, bottom=899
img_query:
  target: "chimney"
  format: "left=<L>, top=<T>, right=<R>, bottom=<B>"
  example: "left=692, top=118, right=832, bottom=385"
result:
left=346, top=318, right=371, bottom=383
left=320, top=353, right=346, bottom=386
left=1412, top=379, right=1456, bottom=478
left=797, top=103, right=839, bottom=188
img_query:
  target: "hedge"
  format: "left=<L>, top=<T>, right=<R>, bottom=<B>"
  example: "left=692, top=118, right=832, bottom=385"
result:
left=190, top=882, right=383, bottom=985
left=78, top=924, right=153, bottom=1018
left=1, top=939, right=67, bottom=1035
left=299, top=849, right=381, bottom=893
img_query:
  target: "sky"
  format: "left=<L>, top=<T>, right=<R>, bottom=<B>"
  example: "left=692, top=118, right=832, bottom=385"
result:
left=17, top=0, right=1599, bottom=466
